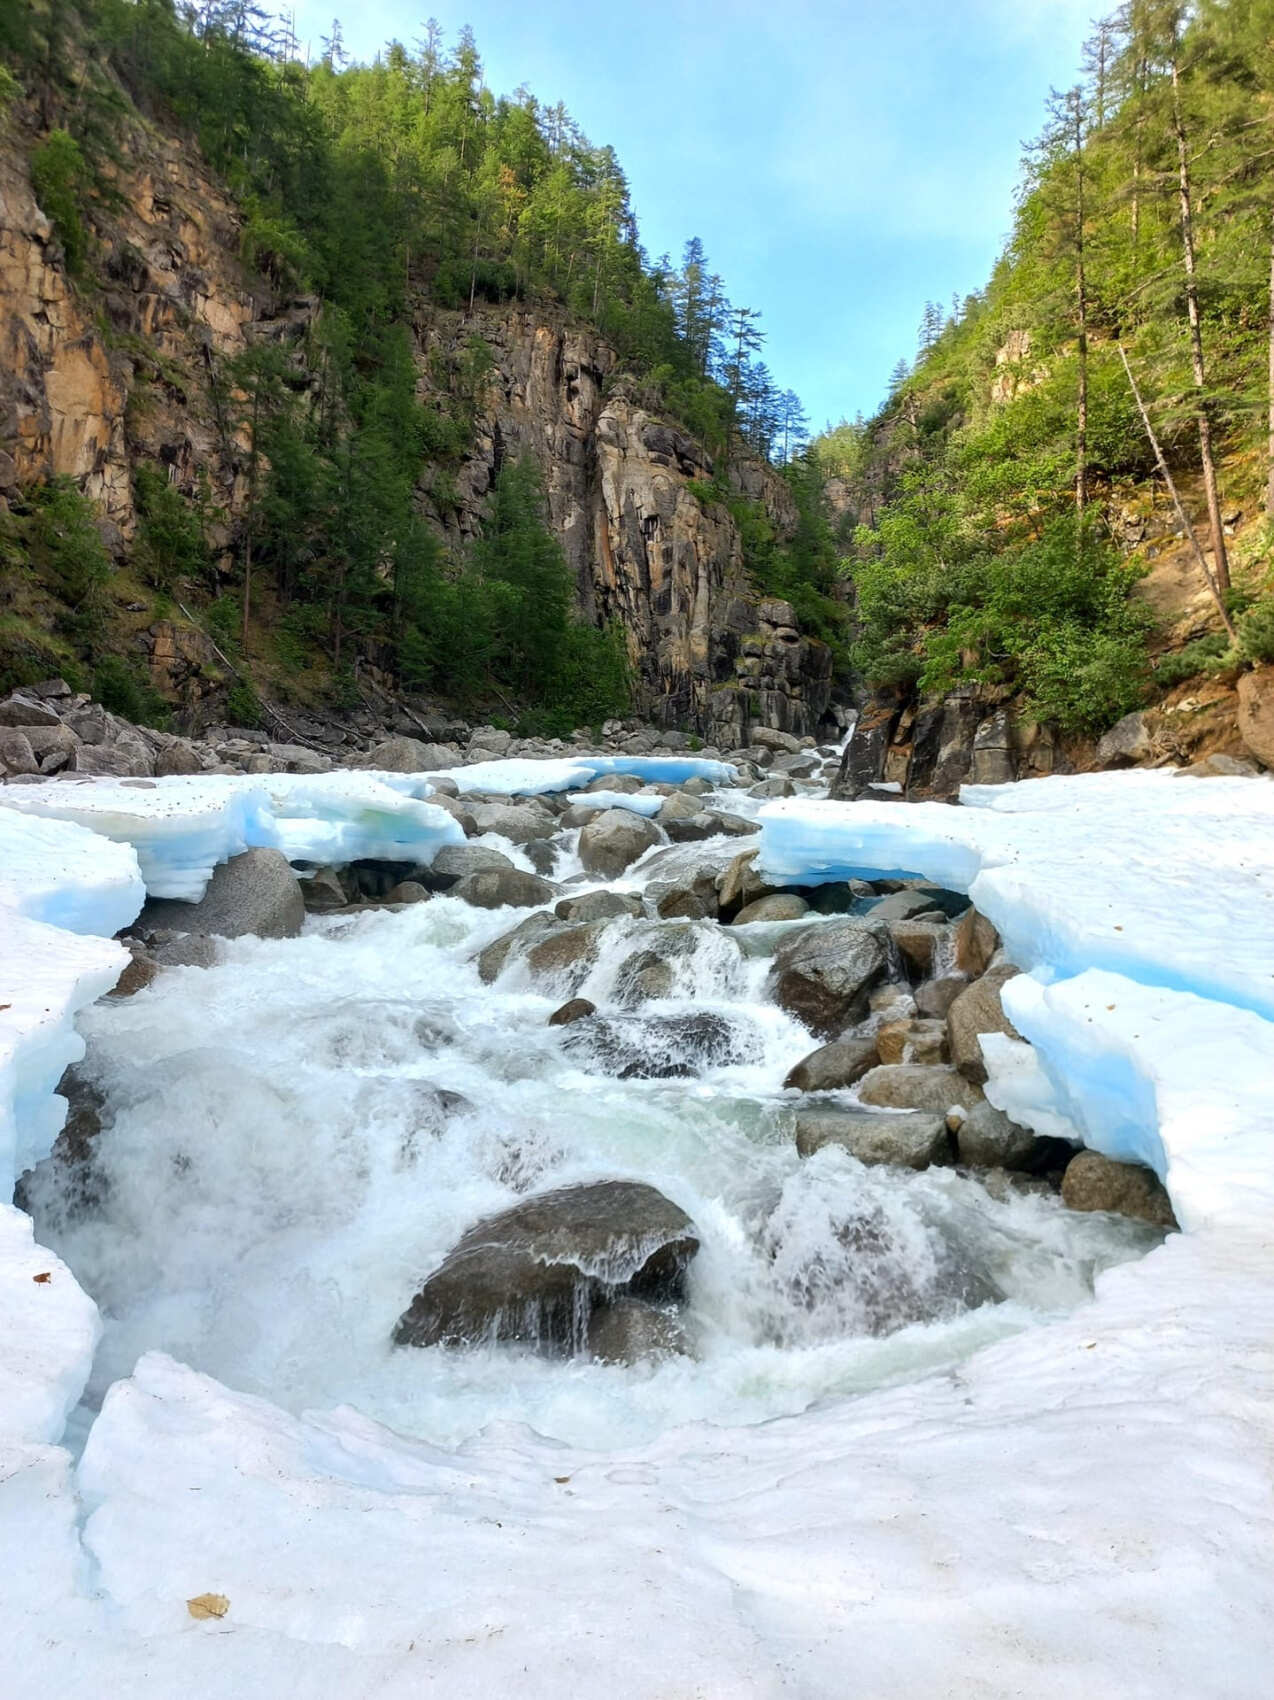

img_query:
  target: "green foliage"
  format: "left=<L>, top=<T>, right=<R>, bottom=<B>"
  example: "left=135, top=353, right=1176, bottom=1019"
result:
left=1239, top=599, right=1274, bottom=665
left=91, top=654, right=170, bottom=728
left=1154, top=632, right=1232, bottom=687
left=31, top=128, right=89, bottom=275
left=133, top=464, right=211, bottom=592
left=227, top=680, right=264, bottom=727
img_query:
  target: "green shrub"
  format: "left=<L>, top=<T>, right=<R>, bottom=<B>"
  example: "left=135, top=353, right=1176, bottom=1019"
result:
left=92, top=655, right=171, bottom=728
left=134, top=464, right=211, bottom=592
left=31, top=129, right=89, bottom=276
left=1239, top=599, right=1274, bottom=665
left=1154, top=632, right=1232, bottom=688
left=226, top=680, right=263, bottom=727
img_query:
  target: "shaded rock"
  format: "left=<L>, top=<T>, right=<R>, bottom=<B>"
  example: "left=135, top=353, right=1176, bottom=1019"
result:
left=578, top=808, right=663, bottom=877
left=717, top=846, right=772, bottom=916
left=794, top=1109, right=951, bottom=1169
left=749, top=775, right=795, bottom=799
left=421, top=842, right=516, bottom=890
left=783, top=1035, right=879, bottom=1091
left=522, top=922, right=606, bottom=988
left=147, top=930, right=222, bottom=968
left=523, top=837, right=559, bottom=876
left=0, top=694, right=62, bottom=728
left=888, top=919, right=947, bottom=978
left=392, top=1180, right=699, bottom=1353
left=1096, top=711, right=1156, bottom=769
left=385, top=881, right=431, bottom=905
left=868, top=889, right=944, bottom=924
left=947, top=964, right=1021, bottom=1083
left=450, top=868, right=557, bottom=910
left=956, top=1101, right=1037, bottom=1170
left=109, top=945, right=161, bottom=998
left=562, top=1011, right=753, bottom=1078
left=857, top=1064, right=983, bottom=1114
left=554, top=890, right=642, bottom=923
left=915, top=976, right=967, bottom=1019
left=655, top=868, right=720, bottom=920
left=875, top=1017, right=948, bottom=1066
left=1061, top=1150, right=1177, bottom=1228
left=548, top=997, right=596, bottom=1027
left=766, top=919, right=890, bottom=1038
left=614, top=948, right=674, bottom=1005
left=154, top=740, right=203, bottom=776
left=141, top=849, right=304, bottom=940
left=299, top=867, right=350, bottom=913
left=1238, top=667, right=1274, bottom=769
left=733, top=893, right=808, bottom=925
left=587, top=1298, right=688, bottom=1364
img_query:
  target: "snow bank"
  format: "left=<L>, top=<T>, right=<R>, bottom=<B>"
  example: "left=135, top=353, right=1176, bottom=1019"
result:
left=441, top=753, right=736, bottom=794
left=3, top=772, right=464, bottom=901
left=564, top=788, right=664, bottom=817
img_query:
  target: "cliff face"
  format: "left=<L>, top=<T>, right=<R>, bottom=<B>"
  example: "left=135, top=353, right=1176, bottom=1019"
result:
left=0, top=109, right=837, bottom=742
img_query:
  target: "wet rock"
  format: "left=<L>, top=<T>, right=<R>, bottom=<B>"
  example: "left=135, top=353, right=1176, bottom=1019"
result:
left=766, top=919, right=890, bottom=1038
left=1061, top=1150, right=1177, bottom=1228
left=392, top=1180, right=699, bottom=1353
left=654, top=868, right=720, bottom=920
left=783, top=1035, right=879, bottom=1091
left=886, top=919, right=947, bottom=978
left=523, top=837, right=559, bottom=876
left=476, top=913, right=556, bottom=982
left=586, top=1298, right=688, bottom=1364
left=554, top=890, right=642, bottom=923
left=717, top=846, right=773, bottom=916
left=385, top=881, right=432, bottom=905
left=794, top=1109, right=951, bottom=1169
left=522, top=922, right=606, bottom=988
left=956, top=1101, right=1038, bottom=1170
left=868, top=889, right=945, bottom=924
left=875, top=1017, right=948, bottom=1066
left=109, top=944, right=161, bottom=998
left=450, top=868, right=557, bottom=910
left=857, top=1064, right=983, bottom=1114
left=562, top=1011, right=754, bottom=1078
left=733, top=893, right=808, bottom=925
left=140, top=849, right=304, bottom=939
left=147, top=930, right=222, bottom=968
left=548, top=997, right=596, bottom=1027
left=749, top=775, right=795, bottom=799
left=578, top=808, right=663, bottom=877
left=299, top=868, right=350, bottom=913
left=421, top=843, right=515, bottom=890
left=614, top=948, right=674, bottom=1004
left=947, top=964, right=1021, bottom=1083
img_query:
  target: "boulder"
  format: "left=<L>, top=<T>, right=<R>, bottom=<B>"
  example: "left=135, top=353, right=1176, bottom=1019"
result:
left=656, top=793, right=705, bottom=827
left=1237, top=667, right=1274, bottom=769
left=733, top=893, right=808, bottom=925
left=586, top=1298, right=688, bottom=1364
left=614, top=948, right=675, bottom=1005
left=783, top=1036, right=879, bottom=1091
left=450, top=868, right=557, bottom=910
left=766, top=919, right=890, bottom=1038
left=947, top=964, right=1022, bottom=1083
left=0, top=694, right=62, bottom=728
left=915, top=976, right=967, bottom=1019
left=154, top=740, right=204, bottom=776
left=955, top=1101, right=1038, bottom=1170
left=522, top=922, right=606, bottom=988
left=554, top=890, right=642, bottom=923
left=857, top=1064, right=983, bottom=1114
left=548, top=997, right=596, bottom=1027
left=717, top=847, right=772, bottom=915
left=0, top=729, right=38, bottom=775
left=476, top=913, right=556, bottom=982
left=385, top=881, right=432, bottom=905
left=1095, top=711, right=1156, bottom=769
left=654, top=868, right=720, bottom=920
left=421, top=843, right=515, bottom=890
left=561, top=1011, right=753, bottom=1078
left=140, top=849, right=304, bottom=939
left=109, top=945, right=162, bottom=998
left=469, top=801, right=555, bottom=846
left=953, top=907, right=999, bottom=978
left=751, top=726, right=803, bottom=754
left=146, top=930, right=222, bottom=968
left=794, top=1109, right=951, bottom=1169
left=1060, top=1150, right=1178, bottom=1228
left=392, top=1180, right=700, bottom=1353
left=888, top=919, right=947, bottom=978
left=299, top=868, right=351, bottom=913
left=351, top=736, right=452, bottom=772
left=578, top=808, right=663, bottom=878
left=868, top=889, right=945, bottom=924
left=875, top=1017, right=948, bottom=1066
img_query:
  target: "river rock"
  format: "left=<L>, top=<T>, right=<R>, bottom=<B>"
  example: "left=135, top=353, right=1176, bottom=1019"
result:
left=562, top=1011, right=753, bottom=1078
left=350, top=736, right=452, bottom=772
left=783, top=1036, right=880, bottom=1092
left=476, top=912, right=556, bottom=982
left=548, top=997, right=596, bottom=1027
left=578, top=808, right=663, bottom=877
left=385, top=881, right=431, bottom=905
left=857, top=1063, right=983, bottom=1114
left=154, top=739, right=204, bottom=776
left=794, top=1109, right=951, bottom=1169
left=766, top=919, right=890, bottom=1037
left=421, top=843, right=515, bottom=890
left=469, top=801, right=555, bottom=845
left=954, top=907, right=999, bottom=978
left=0, top=693, right=62, bottom=727
left=450, top=868, right=557, bottom=910
left=522, top=921, right=606, bottom=988
left=554, top=890, right=642, bottom=923
left=947, top=964, right=1022, bottom=1083
left=915, top=976, right=967, bottom=1018
left=140, top=849, right=304, bottom=939
left=955, top=1100, right=1038, bottom=1170
left=733, top=893, right=809, bottom=925
left=717, top=846, right=773, bottom=916
left=586, top=1298, right=688, bottom=1364
left=392, top=1180, right=700, bottom=1353
left=887, top=919, right=947, bottom=977
left=1060, top=1150, right=1178, bottom=1227
left=875, top=1017, right=949, bottom=1065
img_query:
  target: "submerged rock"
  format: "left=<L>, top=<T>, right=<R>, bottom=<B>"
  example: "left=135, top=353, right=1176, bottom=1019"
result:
left=548, top=997, right=596, bottom=1027
left=141, top=849, right=304, bottom=940
left=554, top=890, right=642, bottom=923
left=393, top=1180, right=700, bottom=1353
left=561, top=1011, right=755, bottom=1078
left=586, top=1298, right=689, bottom=1364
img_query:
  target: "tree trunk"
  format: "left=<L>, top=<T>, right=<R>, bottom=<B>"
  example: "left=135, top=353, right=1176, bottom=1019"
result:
left=1171, top=46, right=1231, bottom=590
left=1118, top=343, right=1237, bottom=640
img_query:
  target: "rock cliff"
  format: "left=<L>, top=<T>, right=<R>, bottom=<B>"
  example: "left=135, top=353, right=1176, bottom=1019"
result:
left=0, top=104, right=838, bottom=743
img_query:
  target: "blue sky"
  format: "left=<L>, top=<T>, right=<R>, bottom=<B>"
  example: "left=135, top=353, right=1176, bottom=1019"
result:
left=287, top=0, right=1096, bottom=429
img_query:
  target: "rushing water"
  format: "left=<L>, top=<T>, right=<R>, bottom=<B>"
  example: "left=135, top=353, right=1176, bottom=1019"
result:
left=26, top=799, right=1161, bottom=1453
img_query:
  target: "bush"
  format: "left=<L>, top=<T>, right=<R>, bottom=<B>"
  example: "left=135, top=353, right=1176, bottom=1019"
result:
left=31, top=129, right=89, bottom=276
left=1239, top=599, right=1274, bottom=665
left=1154, top=632, right=1232, bottom=688
left=134, top=464, right=211, bottom=592
left=92, top=655, right=171, bottom=728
